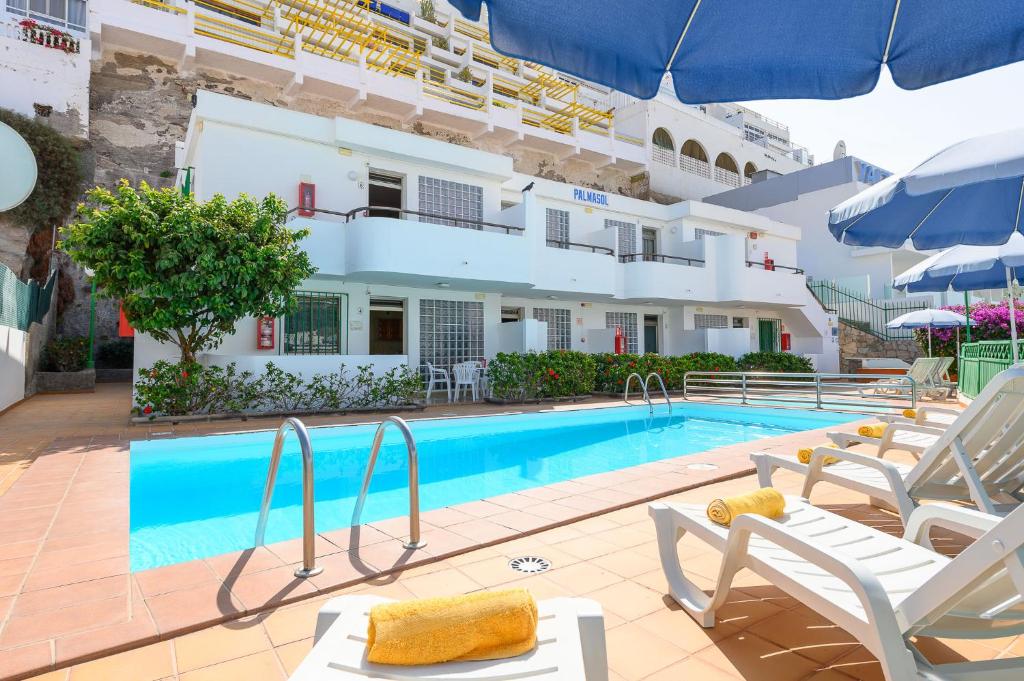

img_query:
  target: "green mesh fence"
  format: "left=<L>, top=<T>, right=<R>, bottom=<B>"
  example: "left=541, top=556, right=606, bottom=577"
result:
left=958, top=340, right=1024, bottom=399
left=0, top=263, right=55, bottom=331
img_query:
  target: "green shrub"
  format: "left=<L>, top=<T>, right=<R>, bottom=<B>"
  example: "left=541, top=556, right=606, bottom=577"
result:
left=737, top=352, right=814, bottom=374
left=134, top=361, right=421, bottom=417
left=96, top=338, right=134, bottom=369
left=488, top=351, right=596, bottom=401
left=42, top=336, right=89, bottom=372
left=593, top=352, right=737, bottom=392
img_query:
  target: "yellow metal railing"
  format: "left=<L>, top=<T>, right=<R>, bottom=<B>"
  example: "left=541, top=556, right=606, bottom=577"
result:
left=422, top=80, right=486, bottom=110
left=195, top=12, right=294, bottom=56
left=129, top=0, right=186, bottom=14
left=471, top=44, right=518, bottom=74
left=453, top=17, right=488, bottom=42
left=195, top=0, right=269, bottom=25
left=615, top=132, right=644, bottom=146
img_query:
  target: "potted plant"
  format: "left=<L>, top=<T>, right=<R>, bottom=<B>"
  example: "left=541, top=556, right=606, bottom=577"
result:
left=34, top=336, right=95, bottom=393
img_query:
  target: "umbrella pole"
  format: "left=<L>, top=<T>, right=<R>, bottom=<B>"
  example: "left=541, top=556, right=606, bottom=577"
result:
left=1009, top=267, right=1020, bottom=364
left=964, top=291, right=971, bottom=343
left=928, top=323, right=932, bottom=357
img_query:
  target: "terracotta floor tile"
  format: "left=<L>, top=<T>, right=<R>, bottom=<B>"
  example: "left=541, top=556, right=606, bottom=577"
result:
left=514, top=486, right=569, bottom=503
left=0, top=594, right=128, bottom=648
left=445, top=519, right=515, bottom=544
left=487, top=509, right=551, bottom=533
left=225, top=564, right=319, bottom=610
left=605, top=623, right=688, bottom=681
left=135, top=560, right=219, bottom=598
left=347, top=541, right=426, bottom=575
left=178, top=649, right=285, bottom=681
left=263, top=535, right=343, bottom=565
left=260, top=599, right=325, bottom=647
left=552, top=535, right=622, bottom=561
left=21, top=556, right=129, bottom=592
left=414, top=527, right=479, bottom=558
left=0, top=539, right=40, bottom=562
left=419, top=506, right=477, bottom=528
left=0, top=554, right=32, bottom=578
left=747, top=608, right=861, bottom=663
left=586, top=580, right=666, bottom=622
left=400, top=568, right=483, bottom=599
left=367, top=515, right=415, bottom=538
left=696, top=631, right=821, bottom=681
left=67, top=641, right=174, bottom=681
left=588, top=549, right=660, bottom=579
left=306, top=551, right=375, bottom=593
left=54, top=604, right=160, bottom=665
left=205, top=547, right=286, bottom=582
left=447, top=500, right=507, bottom=518
left=544, top=562, right=623, bottom=596
left=0, top=641, right=54, bottom=680
left=633, top=603, right=739, bottom=653
left=12, top=575, right=130, bottom=617
left=455, top=556, right=525, bottom=588
left=274, top=636, right=314, bottom=676
left=318, top=524, right=391, bottom=551
left=145, top=582, right=246, bottom=635
left=645, top=655, right=741, bottom=681
left=173, top=620, right=272, bottom=672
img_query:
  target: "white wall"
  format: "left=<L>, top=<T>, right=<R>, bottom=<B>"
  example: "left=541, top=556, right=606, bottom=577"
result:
left=0, top=326, right=28, bottom=412
left=0, top=30, right=90, bottom=137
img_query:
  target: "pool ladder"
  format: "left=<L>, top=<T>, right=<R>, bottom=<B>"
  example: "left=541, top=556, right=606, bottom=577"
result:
left=623, top=372, right=673, bottom=415
left=254, top=416, right=424, bottom=580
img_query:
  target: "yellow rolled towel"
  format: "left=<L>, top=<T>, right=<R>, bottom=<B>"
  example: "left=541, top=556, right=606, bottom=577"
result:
left=797, top=443, right=840, bottom=465
left=857, top=423, right=887, bottom=438
left=902, top=409, right=917, bottom=419
left=366, top=588, right=538, bottom=665
left=706, top=488, right=785, bottom=527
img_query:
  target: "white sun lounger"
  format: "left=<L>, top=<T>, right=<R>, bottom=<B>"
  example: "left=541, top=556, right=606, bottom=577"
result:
left=878, top=405, right=960, bottom=428
left=751, top=366, right=1024, bottom=522
left=649, top=497, right=1024, bottom=681
left=828, top=423, right=944, bottom=458
left=287, top=594, right=609, bottom=681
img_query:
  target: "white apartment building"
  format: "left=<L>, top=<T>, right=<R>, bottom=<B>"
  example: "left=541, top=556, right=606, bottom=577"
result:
left=3, top=0, right=813, bottom=194
left=132, top=91, right=838, bottom=380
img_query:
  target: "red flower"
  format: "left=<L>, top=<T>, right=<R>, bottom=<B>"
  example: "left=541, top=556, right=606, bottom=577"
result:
left=181, top=370, right=189, bottom=378
left=143, top=405, right=153, bottom=414
left=553, top=373, right=560, bottom=380
left=548, top=368, right=556, bottom=376
left=629, top=361, right=636, bottom=367
left=713, top=366, right=720, bottom=371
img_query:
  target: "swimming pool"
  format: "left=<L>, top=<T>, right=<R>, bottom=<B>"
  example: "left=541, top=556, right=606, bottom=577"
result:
left=129, top=403, right=861, bottom=571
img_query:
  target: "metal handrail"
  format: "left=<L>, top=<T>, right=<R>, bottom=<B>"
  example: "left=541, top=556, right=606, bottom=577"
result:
left=619, top=253, right=706, bottom=267
left=644, top=372, right=672, bottom=414
left=745, top=260, right=805, bottom=275
left=546, top=239, right=615, bottom=256
left=351, top=416, right=426, bottom=550
left=682, top=371, right=917, bottom=411
left=344, top=206, right=524, bottom=234
left=623, top=372, right=653, bottom=413
left=254, top=418, right=323, bottom=578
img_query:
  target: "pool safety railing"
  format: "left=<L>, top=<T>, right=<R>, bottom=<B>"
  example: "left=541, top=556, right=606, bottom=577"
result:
left=683, top=372, right=917, bottom=412
left=645, top=372, right=672, bottom=414
left=254, top=418, right=323, bottom=578
left=623, top=372, right=653, bottom=412
left=351, top=416, right=426, bottom=550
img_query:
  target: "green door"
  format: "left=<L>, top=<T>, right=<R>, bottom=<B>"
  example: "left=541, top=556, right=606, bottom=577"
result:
left=758, top=318, right=780, bottom=353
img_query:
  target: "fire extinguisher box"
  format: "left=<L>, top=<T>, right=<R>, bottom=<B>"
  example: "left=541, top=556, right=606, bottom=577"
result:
left=297, top=182, right=315, bottom=217
left=257, top=316, right=275, bottom=350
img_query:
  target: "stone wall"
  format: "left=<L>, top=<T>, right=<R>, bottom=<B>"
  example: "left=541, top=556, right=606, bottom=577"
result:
left=838, top=320, right=922, bottom=374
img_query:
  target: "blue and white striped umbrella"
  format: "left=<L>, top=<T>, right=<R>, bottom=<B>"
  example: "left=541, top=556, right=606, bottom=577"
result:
left=449, top=1, right=1024, bottom=104
left=886, top=309, right=967, bottom=358
left=829, top=128, right=1024, bottom=250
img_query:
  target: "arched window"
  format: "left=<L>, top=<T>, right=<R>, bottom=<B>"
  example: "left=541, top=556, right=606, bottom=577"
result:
left=714, top=153, right=740, bottom=187
left=679, top=139, right=710, bottom=177
left=743, top=161, right=757, bottom=178
left=651, top=128, right=675, bottom=166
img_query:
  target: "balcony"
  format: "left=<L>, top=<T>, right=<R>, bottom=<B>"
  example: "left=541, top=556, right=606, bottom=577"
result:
left=620, top=253, right=714, bottom=302
left=535, top=238, right=617, bottom=297
left=291, top=207, right=531, bottom=288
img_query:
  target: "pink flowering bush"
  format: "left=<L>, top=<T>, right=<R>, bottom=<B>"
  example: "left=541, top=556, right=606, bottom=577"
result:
left=920, top=301, right=1024, bottom=374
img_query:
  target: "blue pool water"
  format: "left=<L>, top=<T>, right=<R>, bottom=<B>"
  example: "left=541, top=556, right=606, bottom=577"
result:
left=129, top=403, right=861, bottom=571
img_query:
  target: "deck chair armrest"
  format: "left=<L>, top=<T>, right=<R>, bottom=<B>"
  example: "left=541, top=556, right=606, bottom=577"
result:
left=919, top=407, right=960, bottom=417
left=884, top=424, right=946, bottom=438
left=727, top=514, right=903, bottom=629
left=808, top=446, right=906, bottom=480
left=903, top=503, right=1001, bottom=548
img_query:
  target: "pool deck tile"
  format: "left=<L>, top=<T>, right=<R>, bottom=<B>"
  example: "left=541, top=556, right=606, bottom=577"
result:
left=2, top=388, right=981, bottom=680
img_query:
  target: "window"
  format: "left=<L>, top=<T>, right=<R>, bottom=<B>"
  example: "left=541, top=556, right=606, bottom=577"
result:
left=641, top=228, right=657, bottom=261
left=694, top=314, right=728, bottom=329
left=651, top=128, right=675, bottom=166
left=533, top=308, right=571, bottom=350
left=419, top=299, right=484, bottom=370
left=9, top=0, right=86, bottom=30
left=607, top=219, right=636, bottom=258
left=418, top=176, right=483, bottom=228
left=606, top=312, right=638, bottom=353
left=284, top=292, right=347, bottom=355
left=545, top=208, right=569, bottom=248
left=694, top=228, right=725, bottom=240
left=732, top=317, right=748, bottom=329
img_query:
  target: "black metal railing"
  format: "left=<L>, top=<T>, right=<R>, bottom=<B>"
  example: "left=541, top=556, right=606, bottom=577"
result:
left=345, top=206, right=524, bottom=234
left=619, top=253, right=705, bottom=267
left=807, top=280, right=928, bottom=341
left=745, top=260, right=804, bottom=274
left=546, top=239, right=614, bottom=256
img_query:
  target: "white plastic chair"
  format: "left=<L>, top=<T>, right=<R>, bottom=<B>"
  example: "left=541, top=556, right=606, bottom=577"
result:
left=423, top=363, right=451, bottom=403
left=452, top=361, right=481, bottom=402
left=649, top=497, right=1024, bottom=681
left=287, top=594, right=609, bottom=681
left=828, top=422, right=944, bottom=458
left=751, top=366, right=1024, bottom=522
left=878, top=405, right=961, bottom=428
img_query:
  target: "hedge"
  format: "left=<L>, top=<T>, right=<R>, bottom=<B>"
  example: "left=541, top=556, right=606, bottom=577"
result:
left=592, top=352, right=737, bottom=392
left=488, top=350, right=596, bottom=401
left=737, top=352, right=814, bottom=374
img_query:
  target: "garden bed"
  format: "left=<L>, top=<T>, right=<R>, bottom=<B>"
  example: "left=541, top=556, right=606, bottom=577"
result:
left=130, top=401, right=425, bottom=425
left=484, top=394, right=593, bottom=405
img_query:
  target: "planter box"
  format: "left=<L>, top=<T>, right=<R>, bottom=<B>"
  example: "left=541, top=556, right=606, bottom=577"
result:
left=131, top=402, right=425, bottom=425
left=35, top=369, right=95, bottom=393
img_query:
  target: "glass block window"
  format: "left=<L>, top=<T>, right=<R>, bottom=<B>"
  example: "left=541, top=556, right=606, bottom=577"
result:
left=605, top=312, right=638, bottom=353
left=533, top=308, right=571, bottom=350
left=607, top=219, right=636, bottom=257
left=695, top=228, right=725, bottom=240
left=694, top=313, right=729, bottom=329
left=284, top=292, right=347, bottom=354
left=418, top=176, right=483, bottom=228
left=419, top=299, right=484, bottom=370
left=546, top=208, right=569, bottom=248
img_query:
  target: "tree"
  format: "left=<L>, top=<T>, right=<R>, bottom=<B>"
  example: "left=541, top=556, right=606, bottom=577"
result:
left=62, top=182, right=316, bottom=363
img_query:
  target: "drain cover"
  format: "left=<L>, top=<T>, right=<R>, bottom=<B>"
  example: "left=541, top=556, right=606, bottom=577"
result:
left=509, top=556, right=551, bottom=574
left=687, top=462, right=719, bottom=471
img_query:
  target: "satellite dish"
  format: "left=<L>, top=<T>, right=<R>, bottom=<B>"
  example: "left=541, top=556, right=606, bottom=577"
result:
left=833, top=140, right=847, bottom=161
left=0, top=122, right=38, bottom=211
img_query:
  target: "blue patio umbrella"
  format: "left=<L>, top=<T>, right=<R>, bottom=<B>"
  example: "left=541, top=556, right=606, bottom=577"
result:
left=829, top=128, right=1024, bottom=249
left=885, top=309, right=967, bottom=358
left=892, top=233, right=1024, bottom=362
left=449, top=1, right=1024, bottom=104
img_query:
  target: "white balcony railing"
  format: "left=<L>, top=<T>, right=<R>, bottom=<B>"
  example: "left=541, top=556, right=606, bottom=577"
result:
left=651, top=145, right=676, bottom=166
left=714, top=166, right=741, bottom=188
left=4, top=19, right=81, bottom=53
left=680, top=154, right=711, bottom=179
